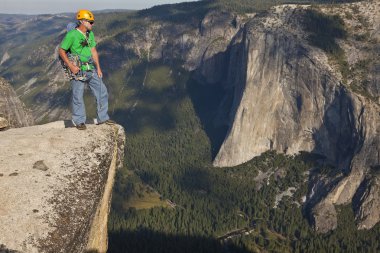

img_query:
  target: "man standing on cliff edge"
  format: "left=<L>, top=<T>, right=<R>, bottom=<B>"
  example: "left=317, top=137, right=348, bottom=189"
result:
left=59, top=9, right=115, bottom=130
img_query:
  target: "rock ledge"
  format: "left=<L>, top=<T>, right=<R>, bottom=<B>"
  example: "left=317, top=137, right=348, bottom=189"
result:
left=0, top=121, right=125, bottom=253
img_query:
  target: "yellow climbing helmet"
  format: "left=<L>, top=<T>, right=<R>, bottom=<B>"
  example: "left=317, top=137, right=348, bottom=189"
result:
left=76, top=10, right=95, bottom=21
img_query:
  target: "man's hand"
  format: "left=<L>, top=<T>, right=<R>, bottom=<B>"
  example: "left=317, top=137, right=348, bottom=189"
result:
left=69, top=63, right=80, bottom=75
left=97, top=68, right=103, bottom=78
left=91, top=47, right=103, bottom=78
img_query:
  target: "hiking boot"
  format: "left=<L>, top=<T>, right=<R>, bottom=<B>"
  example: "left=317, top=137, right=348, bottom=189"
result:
left=98, top=119, right=116, bottom=125
left=76, top=123, right=86, bottom=130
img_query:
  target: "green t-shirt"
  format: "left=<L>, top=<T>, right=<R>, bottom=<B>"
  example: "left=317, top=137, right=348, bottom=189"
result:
left=60, top=29, right=96, bottom=63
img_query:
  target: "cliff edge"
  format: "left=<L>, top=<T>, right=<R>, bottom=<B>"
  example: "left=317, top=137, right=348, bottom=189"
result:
left=0, top=121, right=125, bottom=253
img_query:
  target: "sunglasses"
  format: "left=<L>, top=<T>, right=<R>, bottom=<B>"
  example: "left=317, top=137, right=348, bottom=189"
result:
left=85, top=20, right=94, bottom=25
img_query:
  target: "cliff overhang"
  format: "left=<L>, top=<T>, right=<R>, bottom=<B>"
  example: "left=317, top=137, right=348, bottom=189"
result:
left=0, top=121, right=125, bottom=253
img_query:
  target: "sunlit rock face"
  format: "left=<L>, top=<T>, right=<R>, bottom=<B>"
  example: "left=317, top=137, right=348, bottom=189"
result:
left=212, top=2, right=380, bottom=232
left=0, top=121, right=125, bottom=253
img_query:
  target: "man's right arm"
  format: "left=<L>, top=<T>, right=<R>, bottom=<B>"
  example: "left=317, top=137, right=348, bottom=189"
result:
left=59, top=48, right=80, bottom=74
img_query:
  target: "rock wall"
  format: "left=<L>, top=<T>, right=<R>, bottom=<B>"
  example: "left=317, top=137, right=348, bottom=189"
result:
left=0, top=121, right=125, bottom=252
left=0, top=77, right=34, bottom=128
left=214, top=5, right=344, bottom=167
left=212, top=2, right=380, bottom=232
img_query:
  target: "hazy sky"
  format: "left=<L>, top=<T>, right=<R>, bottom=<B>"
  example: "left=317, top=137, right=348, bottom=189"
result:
left=2, top=0, right=196, bottom=14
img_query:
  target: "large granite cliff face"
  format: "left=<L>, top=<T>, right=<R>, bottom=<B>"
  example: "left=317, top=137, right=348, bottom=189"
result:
left=212, top=2, right=380, bottom=232
left=0, top=122, right=125, bottom=253
left=0, top=77, right=34, bottom=128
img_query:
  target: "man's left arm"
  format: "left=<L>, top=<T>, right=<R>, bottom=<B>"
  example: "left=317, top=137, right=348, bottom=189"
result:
left=91, top=47, right=103, bottom=78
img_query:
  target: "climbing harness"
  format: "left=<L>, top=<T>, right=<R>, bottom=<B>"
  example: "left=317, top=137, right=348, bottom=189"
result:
left=60, top=53, right=86, bottom=81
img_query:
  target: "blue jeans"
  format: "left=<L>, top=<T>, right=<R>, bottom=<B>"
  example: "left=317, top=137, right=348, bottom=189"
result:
left=71, top=70, right=110, bottom=125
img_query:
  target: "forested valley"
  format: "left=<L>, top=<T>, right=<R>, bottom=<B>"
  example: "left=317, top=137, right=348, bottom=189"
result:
left=106, top=59, right=380, bottom=252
